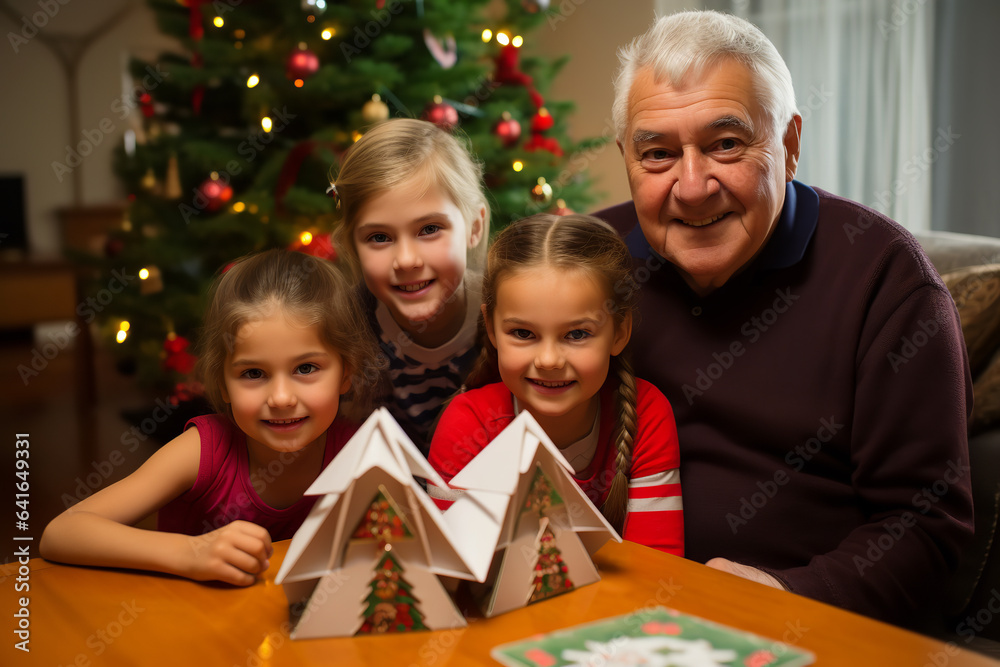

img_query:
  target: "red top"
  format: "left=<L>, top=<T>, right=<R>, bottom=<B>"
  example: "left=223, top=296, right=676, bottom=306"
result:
left=428, top=379, right=684, bottom=556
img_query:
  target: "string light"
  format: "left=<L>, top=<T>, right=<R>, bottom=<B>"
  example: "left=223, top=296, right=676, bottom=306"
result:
left=299, top=231, right=313, bottom=245
left=234, top=29, right=245, bottom=39
left=481, top=29, right=492, bottom=42
left=512, top=160, right=524, bottom=172
left=496, top=32, right=510, bottom=46
left=294, top=79, right=304, bottom=88
left=262, top=116, right=273, bottom=132
left=139, top=268, right=150, bottom=280
left=321, top=28, right=334, bottom=40
left=512, top=35, right=523, bottom=48
left=247, top=74, right=259, bottom=88
left=232, top=201, right=246, bottom=213
left=213, top=16, right=224, bottom=28
left=116, top=329, right=128, bottom=344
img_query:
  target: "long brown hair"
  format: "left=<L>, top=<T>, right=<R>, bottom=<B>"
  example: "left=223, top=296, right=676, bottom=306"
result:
left=471, top=213, right=640, bottom=532
left=196, top=249, right=381, bottom=423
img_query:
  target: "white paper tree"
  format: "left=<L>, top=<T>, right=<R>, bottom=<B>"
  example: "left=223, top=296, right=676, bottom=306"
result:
left=275, top=408, right=499, bottom=638
left=444, top=410, right=621, bottom=617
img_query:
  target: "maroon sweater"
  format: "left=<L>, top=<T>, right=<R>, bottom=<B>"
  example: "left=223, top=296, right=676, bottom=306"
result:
left=596, top=181, right=974, bottom=629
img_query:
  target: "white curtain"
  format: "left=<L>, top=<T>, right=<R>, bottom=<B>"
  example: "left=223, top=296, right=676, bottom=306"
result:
left=726, top=0, right=935, bottom=232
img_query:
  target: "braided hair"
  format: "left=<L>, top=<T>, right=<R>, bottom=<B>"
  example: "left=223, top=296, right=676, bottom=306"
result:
left=470, top=214, right=640, bottom=532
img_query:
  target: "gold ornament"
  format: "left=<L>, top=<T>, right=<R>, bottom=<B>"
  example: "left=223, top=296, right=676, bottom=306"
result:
left=164, top=153, right=182, bottom=199
left=530, top=177, right=553, bottom=205
left=140, top=168, right=157, bottom=192
left=362, top=94, right=390, bottom=124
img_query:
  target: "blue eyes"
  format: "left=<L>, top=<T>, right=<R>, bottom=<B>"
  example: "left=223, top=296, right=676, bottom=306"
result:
left=365, top=224, right=444, bottom=244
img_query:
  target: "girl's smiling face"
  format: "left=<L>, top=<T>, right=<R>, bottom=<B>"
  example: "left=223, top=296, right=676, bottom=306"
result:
left=221, top=307, right=351, bottom=458
left=485, top=265, right=631, bottom=446
left=353, top=175, right=484, bottom=347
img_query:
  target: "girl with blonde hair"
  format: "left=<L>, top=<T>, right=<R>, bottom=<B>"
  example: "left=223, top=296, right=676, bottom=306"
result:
left=332, top=118, right=489, bottom=452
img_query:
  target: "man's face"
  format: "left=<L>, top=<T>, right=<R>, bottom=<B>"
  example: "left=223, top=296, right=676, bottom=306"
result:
left=619, top=60, right=801, bottom=295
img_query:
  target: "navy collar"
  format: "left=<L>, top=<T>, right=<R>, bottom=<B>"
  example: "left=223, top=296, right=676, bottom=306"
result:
left=625, top=180, right=819, bottom=273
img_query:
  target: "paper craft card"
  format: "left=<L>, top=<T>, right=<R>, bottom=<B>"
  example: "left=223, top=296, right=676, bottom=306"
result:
left=492, top=606, right=815, bottom=667
left=444, top=411, right=621, bottom=617
left=275, top=408, right=495, bottom=638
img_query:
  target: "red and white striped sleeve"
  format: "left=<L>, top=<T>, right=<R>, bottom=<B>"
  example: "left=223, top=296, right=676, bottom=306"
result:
left=622, top=380, right=684, bottom=556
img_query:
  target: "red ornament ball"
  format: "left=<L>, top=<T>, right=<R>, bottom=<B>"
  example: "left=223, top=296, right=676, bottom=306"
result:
left=286, top=47, right=320, bottom=80
left=197, top=177, right=233, bottom=212
left=493, top=112, right=521, bottom=147
left=104, top=237, right=125, bottom=258
left=531, top=107, right=555, bottom=133
left=422, top=96, right=459, bottom=131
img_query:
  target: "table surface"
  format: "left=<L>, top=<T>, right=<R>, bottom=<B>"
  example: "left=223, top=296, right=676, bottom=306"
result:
left=3, top=539, right=997, bottom=666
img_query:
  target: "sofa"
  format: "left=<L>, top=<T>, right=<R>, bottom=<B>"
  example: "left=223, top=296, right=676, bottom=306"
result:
left=914, top=230, right=1000, bottom=654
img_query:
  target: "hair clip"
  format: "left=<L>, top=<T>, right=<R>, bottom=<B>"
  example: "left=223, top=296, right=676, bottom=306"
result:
left=326, top=182, right=341, bottom=210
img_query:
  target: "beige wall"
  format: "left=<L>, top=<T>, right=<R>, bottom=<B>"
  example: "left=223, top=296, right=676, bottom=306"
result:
left=0, top=0, right=177, bottom=256
left=531, top=0, right=695, bottom=212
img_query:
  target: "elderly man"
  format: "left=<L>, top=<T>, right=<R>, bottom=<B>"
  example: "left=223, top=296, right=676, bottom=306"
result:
left=596, top=10, right=973, bottom=630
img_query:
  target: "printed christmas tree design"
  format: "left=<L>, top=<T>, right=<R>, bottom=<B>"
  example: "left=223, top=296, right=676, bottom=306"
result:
left=352, top=488, right=413, bottom=546
left=445, top=412, right=620, bottom=617
left=529, top=521, right=574, bottom=603
left=357, top=548, right=428, bottom=634
left=276, top=408, right=490, bottom=638
left=522, top=466, right=574, bottom=603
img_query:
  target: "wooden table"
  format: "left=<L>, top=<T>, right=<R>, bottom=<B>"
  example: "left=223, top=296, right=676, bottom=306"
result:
left=3, top=540, right=997, bottom=666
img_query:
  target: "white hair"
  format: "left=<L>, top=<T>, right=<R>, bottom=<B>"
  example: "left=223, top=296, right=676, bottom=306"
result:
left=612, top=10, right=799, bottom=143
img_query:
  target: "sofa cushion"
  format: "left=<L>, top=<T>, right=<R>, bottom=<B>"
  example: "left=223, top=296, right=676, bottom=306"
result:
left=941, top=265, right=1000, bottom=433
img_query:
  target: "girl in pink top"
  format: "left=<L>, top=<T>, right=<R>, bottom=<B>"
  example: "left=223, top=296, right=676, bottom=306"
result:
left=41, top=250, right=380, bottom=585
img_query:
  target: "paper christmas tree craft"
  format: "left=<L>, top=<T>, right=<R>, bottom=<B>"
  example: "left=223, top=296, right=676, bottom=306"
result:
left=445, top=410, right=622, bottom=617
left=275, top=408, right=498, bottom=639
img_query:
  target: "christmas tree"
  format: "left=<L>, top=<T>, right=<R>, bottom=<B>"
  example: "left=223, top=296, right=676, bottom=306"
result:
left=88, top=0, right=605, bottom=405
left=523, top=465, right=575, bottom=603
left=357, top=548, right=428, bottom=634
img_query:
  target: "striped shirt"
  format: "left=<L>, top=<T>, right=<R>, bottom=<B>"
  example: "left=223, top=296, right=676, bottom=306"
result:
left=370, top=274, right=482, bottom=453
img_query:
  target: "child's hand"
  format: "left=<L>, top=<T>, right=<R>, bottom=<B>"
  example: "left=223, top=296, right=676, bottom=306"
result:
left=184, top=521, right=274, bottom=586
